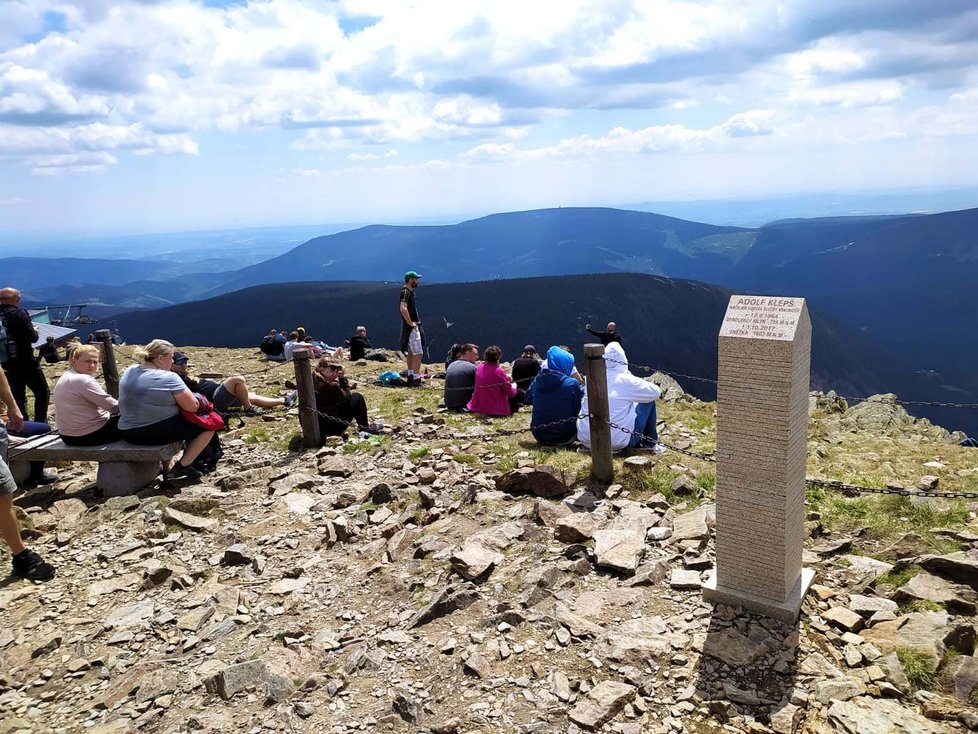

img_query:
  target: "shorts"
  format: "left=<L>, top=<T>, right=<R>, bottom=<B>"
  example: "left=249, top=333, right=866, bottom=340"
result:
left=212, top=384, right=241, bottom=412
left=0, top=426, right=15, bottom=496
left=406, top=327, right=423, bottom=356
left=119, top=414, right=207, bottom=446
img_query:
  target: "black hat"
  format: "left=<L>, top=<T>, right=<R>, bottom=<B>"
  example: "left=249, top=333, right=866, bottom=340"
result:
left=172, top=351, right=191, bottom=365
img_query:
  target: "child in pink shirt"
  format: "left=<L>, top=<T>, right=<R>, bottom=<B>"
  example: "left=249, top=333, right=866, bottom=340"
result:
left=467, top=346, right=517, bottom=416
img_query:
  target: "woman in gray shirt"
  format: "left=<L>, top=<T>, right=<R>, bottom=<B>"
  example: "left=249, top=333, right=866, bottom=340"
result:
left=118, top=339, right=216, bottom=482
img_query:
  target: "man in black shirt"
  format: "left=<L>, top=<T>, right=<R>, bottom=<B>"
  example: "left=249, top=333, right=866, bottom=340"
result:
left=0, top=288, right=49, bottom=423
left=398, top=271, right=425, bottom=384
left=37, top=336, right=61, bottom=364
left=585, top=321, right=622, bottom=346
left=348, top=326, right=372, bottom=361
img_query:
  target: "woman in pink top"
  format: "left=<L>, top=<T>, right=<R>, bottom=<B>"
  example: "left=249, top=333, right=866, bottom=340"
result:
left=52, top=345, right=121, bottom=446
left=467, top=345, right=517, bottom=416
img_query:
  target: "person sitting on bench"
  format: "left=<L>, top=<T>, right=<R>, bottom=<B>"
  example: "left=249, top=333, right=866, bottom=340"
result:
left=117, top=340, right=217, bottom=483
left=53, top=344, right=121, bottom=446
left=170, top=351, right=296, bottom=417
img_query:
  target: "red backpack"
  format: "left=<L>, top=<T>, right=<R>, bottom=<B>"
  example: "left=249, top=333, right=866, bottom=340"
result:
left=180, top=393, right=226, bottom=431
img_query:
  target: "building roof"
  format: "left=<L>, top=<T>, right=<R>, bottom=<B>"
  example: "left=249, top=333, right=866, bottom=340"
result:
left=33, top=322, right=77, bottom=349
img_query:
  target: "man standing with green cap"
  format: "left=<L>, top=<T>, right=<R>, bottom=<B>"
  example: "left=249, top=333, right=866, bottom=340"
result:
left=399, top=271, right=425, bottom=385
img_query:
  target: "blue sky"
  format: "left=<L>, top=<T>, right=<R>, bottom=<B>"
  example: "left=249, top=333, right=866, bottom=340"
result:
left=2, top=0, right=978, bottom=234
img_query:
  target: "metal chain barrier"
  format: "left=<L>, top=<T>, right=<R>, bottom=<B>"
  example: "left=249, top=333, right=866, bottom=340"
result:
left=603, top=356, right=719, bottom=385
left=805, top=477, right=978, bottom=500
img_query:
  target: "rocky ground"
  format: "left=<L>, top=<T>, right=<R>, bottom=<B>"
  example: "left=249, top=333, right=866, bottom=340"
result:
left=1, top=348, right=978, bottom=734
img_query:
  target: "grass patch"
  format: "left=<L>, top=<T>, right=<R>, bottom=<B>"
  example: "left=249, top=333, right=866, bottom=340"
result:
left=806, top=483, right=970, bottom=548
left=277, top=430, right=303, bottom=452
left=896, top=647, right=936, bottom=690
left=409, top=447, right=430, bottom=460
left=899, top=598, right=944, bottom=613
left=876, top=564, right=921, bottom=590
left=695, top=471, right=716, bottom=493
left=452, top=453, right=478, bottom=465
left=243, top=426, right=272, bottom=444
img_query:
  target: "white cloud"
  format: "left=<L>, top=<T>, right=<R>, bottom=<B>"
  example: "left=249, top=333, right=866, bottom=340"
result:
left=30, top=150, right=116, bottom=175
left=0, top=197, right=30, bottom=207
left=347, top=148, right=398, bottom=161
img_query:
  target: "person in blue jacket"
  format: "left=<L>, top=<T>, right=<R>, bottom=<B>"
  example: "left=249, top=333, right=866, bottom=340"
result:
left=525, top=346, right=584, bottom=446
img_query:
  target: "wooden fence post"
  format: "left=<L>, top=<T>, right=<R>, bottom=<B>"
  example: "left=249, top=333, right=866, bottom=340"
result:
left=584, top=343, right=614, bottom=485
left=293, top=348, right=321, bottom=448
left=95, top=329, right=120, bottom=398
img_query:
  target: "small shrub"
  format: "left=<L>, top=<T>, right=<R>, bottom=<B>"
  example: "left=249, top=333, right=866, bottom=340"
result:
left=409, top=447, right=430, bottom=460
left=896, top=647, right=935, bottom=690
left=452, top=453, right=477, bottom=465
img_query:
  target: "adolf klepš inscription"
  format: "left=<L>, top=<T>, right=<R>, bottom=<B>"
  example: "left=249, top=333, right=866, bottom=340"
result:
left=704, top=294, right=814, bottom=623
left=718, top=295, right=805, bottom=341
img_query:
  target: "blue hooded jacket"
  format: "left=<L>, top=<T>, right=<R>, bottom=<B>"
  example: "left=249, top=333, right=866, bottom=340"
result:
left=525, top=347, right=584, bottom=445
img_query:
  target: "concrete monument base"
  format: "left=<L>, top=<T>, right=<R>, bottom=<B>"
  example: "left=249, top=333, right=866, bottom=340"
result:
left=703, top=567, right=815, bottom=625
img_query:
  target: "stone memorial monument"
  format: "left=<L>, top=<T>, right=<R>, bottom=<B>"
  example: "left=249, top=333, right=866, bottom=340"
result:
left=703, top=295, right=814, bottom=623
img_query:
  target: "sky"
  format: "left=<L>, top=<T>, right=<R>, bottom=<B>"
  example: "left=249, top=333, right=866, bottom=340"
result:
left=2, top=0, right=978, bottom=234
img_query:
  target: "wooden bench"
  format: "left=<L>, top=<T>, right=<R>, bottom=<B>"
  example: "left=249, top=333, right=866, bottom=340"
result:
left=8, top=435, right=182, bottom=497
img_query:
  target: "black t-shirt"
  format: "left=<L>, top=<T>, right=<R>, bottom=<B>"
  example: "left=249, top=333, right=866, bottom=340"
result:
left=400, top=286, right=419, bottom=325
left=0, top=305, right=37, bottom=363
left=177, top=372, right=219, bottom=400
left=512, top=357, right=542, bottom=390
left=349, top=335, right=372, bottom=361
left=37, top=343, right=60, bottom=363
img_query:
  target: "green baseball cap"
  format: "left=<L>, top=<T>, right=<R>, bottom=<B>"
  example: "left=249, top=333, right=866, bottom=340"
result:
left=404, top=270, right=421, bottom=281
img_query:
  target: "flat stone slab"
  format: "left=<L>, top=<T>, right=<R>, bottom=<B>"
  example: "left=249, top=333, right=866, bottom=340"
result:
left=827, top=696, right=946, bottom=734
left=593, top=526, right=645, bottom=574
left=10, top=436, right=180, bottom=463
left=670, top=569, right=702, bottom=590
left=568, top=680, right=636, bottom=730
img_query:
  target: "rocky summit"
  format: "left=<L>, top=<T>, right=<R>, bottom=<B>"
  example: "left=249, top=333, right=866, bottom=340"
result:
left=2, top=350, right=978, bottom=733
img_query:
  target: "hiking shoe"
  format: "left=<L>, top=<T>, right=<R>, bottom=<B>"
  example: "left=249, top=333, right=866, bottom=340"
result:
left=166, top=463, right=202, bottom=483
left=243, top=406, right=264, bottom=417
left=283, top=391, right=298, bottom=409
left=650, top=443, right=667, bottom=455
left=12, top=549, right=55, bottom=581
left=359, top=422, right=384, bottom=435
left=37, top=468, right=58, bottom=485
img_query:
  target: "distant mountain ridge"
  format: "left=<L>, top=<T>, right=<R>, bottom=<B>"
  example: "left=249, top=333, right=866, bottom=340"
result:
left=22, top=205, right=978, bottom=433
left=112, top=273, right=941, bottom=416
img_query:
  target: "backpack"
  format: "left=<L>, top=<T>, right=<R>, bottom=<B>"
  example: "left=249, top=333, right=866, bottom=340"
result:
left=0, top=311, right=16, bottom=364
left=193, top=432, right=224, bottom=474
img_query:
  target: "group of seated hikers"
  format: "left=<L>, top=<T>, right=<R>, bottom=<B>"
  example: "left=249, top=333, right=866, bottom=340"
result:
left=26, top=340, right=297, bottom=485
left=442, top=339, right=665, bottom=454
left=259, top=325, right=367, bottom=362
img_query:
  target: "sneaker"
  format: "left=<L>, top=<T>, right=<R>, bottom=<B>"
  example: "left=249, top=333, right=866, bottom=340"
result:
left=12, top=549, right=55, bottom=581
left=243, top=406, right=264, bottom=417
left=37, top=468, right=58, bottom=485
left=283, top=391, right=298, bottom=409
left=359, top=422, right=384, bottom=435
left=166, top=463, right=202, bottom=483
left=651, top=443, right=667, bottom=455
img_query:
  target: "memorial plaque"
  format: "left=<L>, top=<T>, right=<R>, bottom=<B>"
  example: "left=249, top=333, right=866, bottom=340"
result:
left=703, top=295, right=814, bottom=623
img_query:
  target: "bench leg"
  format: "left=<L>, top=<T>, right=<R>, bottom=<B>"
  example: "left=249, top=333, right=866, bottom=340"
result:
left=98, top=461, right=161, bottom=497
left=9, top=461, right=31, bottom=484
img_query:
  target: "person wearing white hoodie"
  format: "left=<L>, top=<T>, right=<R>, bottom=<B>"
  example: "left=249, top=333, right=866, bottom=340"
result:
left=577, top=342, right=664, bottom=453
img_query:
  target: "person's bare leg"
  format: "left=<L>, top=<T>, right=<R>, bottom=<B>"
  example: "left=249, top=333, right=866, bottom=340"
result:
left=223, top=376, right=252, bottom=409
left=179, top=431, right=216, bottom=466
left=407, top=354, right=422, bottom=374
left=0, top=494, right=27, bottom=555
left=248, top=393, right=285, bottom=408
